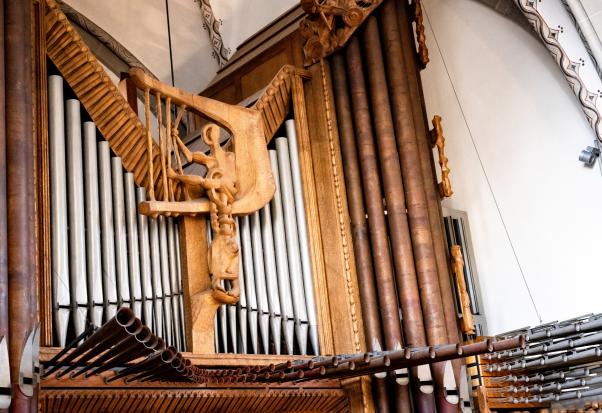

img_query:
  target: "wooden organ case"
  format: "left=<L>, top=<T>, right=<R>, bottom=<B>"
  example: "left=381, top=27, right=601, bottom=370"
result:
left=0, top=0, right=502, bottom=412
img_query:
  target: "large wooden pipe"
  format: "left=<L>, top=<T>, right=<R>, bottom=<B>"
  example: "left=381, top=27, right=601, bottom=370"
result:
left=396, top=0, right=463, bottom=390
left=0, top=0, right=7, bottom=347
left=5, top=0, right=36, bottom=411
left=345, top=36, right=413, bottom=413
left=363, top=15, right=452, bottom=412
left=331, top=52, right=390, bottom=413
left=396, top=0, right=460, bottom=347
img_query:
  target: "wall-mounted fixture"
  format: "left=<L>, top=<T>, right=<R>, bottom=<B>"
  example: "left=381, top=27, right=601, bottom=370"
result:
left=579, top=146, right=600, bottom=167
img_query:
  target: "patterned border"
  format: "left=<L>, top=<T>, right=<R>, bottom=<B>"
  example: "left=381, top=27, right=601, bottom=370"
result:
left=514, top=0, right=602, bottom=142
left=194, top=0, right=230, bottom=67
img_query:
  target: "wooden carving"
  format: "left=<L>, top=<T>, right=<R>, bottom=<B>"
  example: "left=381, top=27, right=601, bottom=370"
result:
left=299, top=0, right=383, bottom=66
left=411, top=0, right=430, bottom=69
left=451, top=245, right=475, bottom=336
left=429, top=115, right=453, bottom=198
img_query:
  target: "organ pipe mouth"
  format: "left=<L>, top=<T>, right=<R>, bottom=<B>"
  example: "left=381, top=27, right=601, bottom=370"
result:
left=116, top=308, right=135, bottom=328
left=455, top=344, right=463, bottom=356
left=161, top=348, right=176, bottom=363
left=428, top=347, right=437, bottom=359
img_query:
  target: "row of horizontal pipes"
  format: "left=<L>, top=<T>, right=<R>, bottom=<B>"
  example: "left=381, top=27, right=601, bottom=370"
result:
left=48, top=74, right=186, bottom=350
left=215, top=119, right=319, bottom=356
left=482, top=314, right=602, bottom=406
left=43, top=307, right=524, bottom=386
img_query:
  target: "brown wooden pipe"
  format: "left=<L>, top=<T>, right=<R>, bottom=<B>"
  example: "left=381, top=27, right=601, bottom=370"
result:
left=330, top=51, right=391, bottom=413
left=396, top=0, right=461, bottom=358
left=0, top=0, right=7, bottom=352
left=5, top=0, right=36, bottom=410
left=363, top=14, right=449, bottom=412
left=345, top=35, right=413, bottom=413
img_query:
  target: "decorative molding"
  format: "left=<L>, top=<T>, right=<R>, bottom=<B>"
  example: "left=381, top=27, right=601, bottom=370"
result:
left=318, top=59, right=362, bottom=354
left=195, top=0, right=230, bottom=67
left=299, top=0, right=383, bottom=66
left=513, top=0, right=602, bottom=143
left=561, top=0, right=602, bottom=81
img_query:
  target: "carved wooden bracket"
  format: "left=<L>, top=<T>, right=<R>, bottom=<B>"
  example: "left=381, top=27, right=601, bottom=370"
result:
left=299, top=0, right=383, bottom=66
left=411, top=0, right=430, bottom=69
left=429, top=115, right=453, bottom=198
left=451, top=245, right=475, bottom=336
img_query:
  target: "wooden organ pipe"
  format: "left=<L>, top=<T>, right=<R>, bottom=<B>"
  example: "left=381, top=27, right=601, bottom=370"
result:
left=5, top=0, right=36, bottom=409
left=0, top=0, right=8, bottom=407
left=330, top=52, right=391, bottom=413
left=345, top=36, right=413, bottom=413
left=372, top=8, right=458, bottom=412
left=396, top=0, right=460, bottom=348
left=364, top=13, right=444, bottom=413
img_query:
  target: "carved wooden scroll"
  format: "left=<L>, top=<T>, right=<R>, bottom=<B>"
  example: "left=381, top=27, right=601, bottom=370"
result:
left=299, top=0, right=383, bottom=66
left=451, top=245, right=475, bottom=336
left=411, top=0, right=430, bottom=69
left=429, top=115, right=453, bottom=198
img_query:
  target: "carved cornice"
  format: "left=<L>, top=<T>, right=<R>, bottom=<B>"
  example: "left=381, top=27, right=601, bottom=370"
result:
left=299, top=0, right=383, bottom=66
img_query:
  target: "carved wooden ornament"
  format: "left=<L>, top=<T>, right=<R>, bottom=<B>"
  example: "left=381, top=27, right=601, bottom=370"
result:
left=299, top=0, right=383, bottom=66
left=430, top=115, right=453, bottom=198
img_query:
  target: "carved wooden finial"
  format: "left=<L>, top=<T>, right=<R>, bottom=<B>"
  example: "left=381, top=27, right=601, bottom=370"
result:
left=451, top=245, right=475, bottom=336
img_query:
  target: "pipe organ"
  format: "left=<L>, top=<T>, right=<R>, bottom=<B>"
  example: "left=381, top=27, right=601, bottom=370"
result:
left=48, top=73, right=187, bottom=350
left=1, top=0, right=601, bottom=412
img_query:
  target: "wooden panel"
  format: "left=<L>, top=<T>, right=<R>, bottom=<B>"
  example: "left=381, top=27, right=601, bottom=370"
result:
left=241, top=52, right=288, bottom=99
left=40, top=388, right=350, bottom=413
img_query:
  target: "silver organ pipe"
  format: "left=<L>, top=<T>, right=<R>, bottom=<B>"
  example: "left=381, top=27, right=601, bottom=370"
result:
left=98, top=141, right=118, bottom=320
left=136, top=187, right=153, bottom=326
left=65, top=99, right=88, bottom=337
left=275, top=136, right=310, bottom=355
left=82, top=121, right=103, bottom=326
left=111, top=157, right=130, bottom=307
left=213, top=126, right=320, bottom=356
left=49, top=74, right=186, bottom=349
left=269, top=150, right=295, bottom=356
left=48, top=75, right=70, bottom=347
left=284, top=120, right=319, bottom=354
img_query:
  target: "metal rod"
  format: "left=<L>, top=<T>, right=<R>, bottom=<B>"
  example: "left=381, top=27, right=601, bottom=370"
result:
left=111, top=157, right=130, bottom=306
left=158, top=216, right=173, bottom=346
left=136, top=187, right=153, bottom=327
left=148, top=216, right=164, bottom=338
left=124, top=172, right=142, bottom=317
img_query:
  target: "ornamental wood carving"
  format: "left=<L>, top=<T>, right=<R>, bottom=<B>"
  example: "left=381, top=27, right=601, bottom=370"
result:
left=451, top=245, right=475, bottom=336
left=429, top=115, right=453, bottom=198
left=299, top=0, right=383, bottom=66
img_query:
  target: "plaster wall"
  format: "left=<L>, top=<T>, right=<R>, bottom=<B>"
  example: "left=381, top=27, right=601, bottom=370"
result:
left=421, top=0, right=602, bottom=334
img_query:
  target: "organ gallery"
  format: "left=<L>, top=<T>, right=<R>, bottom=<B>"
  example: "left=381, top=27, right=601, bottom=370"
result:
left=2, top=0, right=602, bottom=412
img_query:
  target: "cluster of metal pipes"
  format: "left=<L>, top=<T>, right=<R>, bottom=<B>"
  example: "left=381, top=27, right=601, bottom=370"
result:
left=43, top=307, right=524, bottom=387
left=330, top=0, right=462, bottom=411
left=48, top=75, right=186, bottom=350
left=483, top=314, right=602, bottom=406
left=214, top=119, right=319, bottom=356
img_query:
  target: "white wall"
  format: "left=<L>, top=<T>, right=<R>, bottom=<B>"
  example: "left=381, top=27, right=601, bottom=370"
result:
left=421, top=0, right=602, bottom=334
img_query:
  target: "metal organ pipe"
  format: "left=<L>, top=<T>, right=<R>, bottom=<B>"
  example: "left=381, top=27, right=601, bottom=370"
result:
left=235, top=217, right=247, bottom=353
left=250, top=210, right=273, bottom=353
left=268, top=150, right=296, bottom=356
left=82, top=122, right=104, bottom=327
left=98, top=141, right=118, bottom=320
left=48, top=76, right=187, bottom=352
left=48, top=75, right=70, bottom=346
left=66, top=99, right=89, bottom=338
left=275, top=137, right=310, bottom=355
left=240, top=215, right=259, bottom=354
left=284, top=120, right=319, bottom=355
